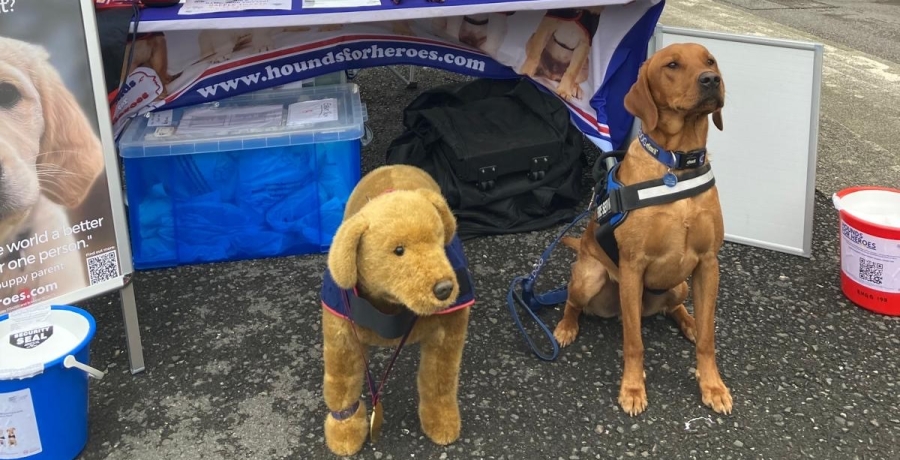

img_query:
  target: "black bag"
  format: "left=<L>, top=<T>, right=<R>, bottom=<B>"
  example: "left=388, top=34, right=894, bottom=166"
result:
left=386, top=78, right=585, bottom=240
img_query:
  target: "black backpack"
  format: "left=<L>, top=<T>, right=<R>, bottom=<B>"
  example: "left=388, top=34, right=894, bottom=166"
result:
left=385, top=78, right=585, bottom=240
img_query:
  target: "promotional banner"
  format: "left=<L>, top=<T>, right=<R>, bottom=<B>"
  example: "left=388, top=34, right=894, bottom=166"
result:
left=0, top=0, right=122, bottom=314
left=111, top=0, right=664, bottom=151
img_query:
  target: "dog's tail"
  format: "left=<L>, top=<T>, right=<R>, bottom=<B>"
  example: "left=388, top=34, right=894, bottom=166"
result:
left=560, top=236, right=581, bottom=252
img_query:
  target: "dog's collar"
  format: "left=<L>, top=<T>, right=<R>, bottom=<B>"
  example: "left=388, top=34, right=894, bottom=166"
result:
left=463, top=15, right=489, bottom=26
left=551, top=33, right=577, bottom=51
left=638, top=131, right=707, bottom=170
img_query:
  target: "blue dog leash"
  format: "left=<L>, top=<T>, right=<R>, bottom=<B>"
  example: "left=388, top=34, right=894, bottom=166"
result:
left=506, top=153, right=622, bottom=361
left=505, top=207, right=592, bottom=361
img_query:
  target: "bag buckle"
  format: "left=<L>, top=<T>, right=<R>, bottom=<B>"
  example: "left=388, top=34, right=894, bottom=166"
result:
left=527, top=156, right=549, bottom=181
left=476, top=166, right=498, bottom=191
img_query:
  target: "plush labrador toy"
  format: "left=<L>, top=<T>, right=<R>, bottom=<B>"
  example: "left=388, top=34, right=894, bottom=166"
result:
left=319, top=164, right=475, bottom=456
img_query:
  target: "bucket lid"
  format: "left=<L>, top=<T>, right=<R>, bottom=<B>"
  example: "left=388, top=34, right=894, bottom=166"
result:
left=833, top=187, right=900, bottom=229
left=0, top=305, right=96, bottom=380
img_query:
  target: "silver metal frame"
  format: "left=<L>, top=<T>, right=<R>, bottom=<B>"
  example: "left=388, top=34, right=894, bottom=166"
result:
left=80, top=0, right=145, bottom=374
left=388, top=66, right=419, bottom=89
left=648, top=25, right=824, bottom=258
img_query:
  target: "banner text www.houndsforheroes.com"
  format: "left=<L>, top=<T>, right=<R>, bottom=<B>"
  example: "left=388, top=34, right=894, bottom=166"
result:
left=195, top=45, right=486, bottom=98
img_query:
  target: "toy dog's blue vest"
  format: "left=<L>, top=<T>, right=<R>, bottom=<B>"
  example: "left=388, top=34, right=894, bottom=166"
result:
left=320, top=235, right=475, bottom=339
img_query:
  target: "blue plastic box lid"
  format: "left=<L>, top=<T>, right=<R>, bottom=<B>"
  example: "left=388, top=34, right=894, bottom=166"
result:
left=118, top=83, right=367, bottom=158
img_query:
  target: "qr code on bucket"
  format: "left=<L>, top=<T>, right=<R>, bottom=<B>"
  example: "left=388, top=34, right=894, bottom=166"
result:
left=87, top=250, right=120, bottom=285
left=859, top=257, right=883, bottom=285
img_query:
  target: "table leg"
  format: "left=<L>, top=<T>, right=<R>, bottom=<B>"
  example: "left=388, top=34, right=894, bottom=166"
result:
left=119, top=278, right=146, bottom=375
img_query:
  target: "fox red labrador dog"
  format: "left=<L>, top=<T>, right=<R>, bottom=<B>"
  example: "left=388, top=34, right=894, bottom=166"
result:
left=553, top=42, right=732, bottom=416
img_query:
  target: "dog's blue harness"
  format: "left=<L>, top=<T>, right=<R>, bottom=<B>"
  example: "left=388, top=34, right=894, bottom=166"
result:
left=506, top=132, right=717, bottom=361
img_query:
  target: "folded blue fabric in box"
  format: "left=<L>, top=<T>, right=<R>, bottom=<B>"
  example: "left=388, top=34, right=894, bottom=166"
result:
left=237, top=147, right=317, bottom=213
left=170, top=153, right=239, bottom=201
left=176, top=197, right=284, bottom=262
left=135, top=143, right=354, bottom=266
left=265, top=184, right=317, bottom=236
left=137, top=183, right=176, bottom=264
left=315, top=146, right=354, bottom=242
left=316, top=146, right=355, bottom=203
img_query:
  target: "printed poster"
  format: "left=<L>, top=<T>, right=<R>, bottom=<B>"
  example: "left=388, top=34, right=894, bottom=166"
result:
left=111, top=1, right=665, bottom=152
left=0, top=0, right=122, bottom=314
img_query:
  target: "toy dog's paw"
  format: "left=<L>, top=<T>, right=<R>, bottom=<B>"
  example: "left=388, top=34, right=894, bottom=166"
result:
left=420, top=401, right=461, bottom=445
left=324, top=402, right=368, bottom=457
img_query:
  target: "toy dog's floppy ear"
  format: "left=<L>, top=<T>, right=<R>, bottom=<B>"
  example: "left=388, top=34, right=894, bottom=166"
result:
left=712, top=109, right=724, bottom=131
left=623, top=60, right=658, bottom=132
left=416, top=189, right=457, bottom=245
left=327, top=213, right=370, bottom=289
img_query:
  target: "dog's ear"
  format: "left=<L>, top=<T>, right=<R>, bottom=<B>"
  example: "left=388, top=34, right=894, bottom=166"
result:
left=327, top=214, right=370, bottom=289
left=624, top=60, right=658, bottom=132
left=34, top=52, right=105, bottom=208
left=416, top=189, right=456, bottom=245
left=712, top=109, right=724, bottom=131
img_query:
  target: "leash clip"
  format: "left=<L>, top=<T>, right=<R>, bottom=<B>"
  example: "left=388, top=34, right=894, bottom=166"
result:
left=586, top=187, right=598, bottom=212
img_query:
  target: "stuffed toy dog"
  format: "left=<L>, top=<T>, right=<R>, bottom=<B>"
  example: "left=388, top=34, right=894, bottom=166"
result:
left=319, top=164, right=476, bottom=456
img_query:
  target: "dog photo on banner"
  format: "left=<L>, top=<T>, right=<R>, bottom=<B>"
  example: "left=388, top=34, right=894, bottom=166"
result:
left=111, top=0, right=665, bottom=152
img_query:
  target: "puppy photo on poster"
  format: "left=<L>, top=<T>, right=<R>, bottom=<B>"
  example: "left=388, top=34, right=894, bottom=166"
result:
left=0, top=0, right=121, bottom=314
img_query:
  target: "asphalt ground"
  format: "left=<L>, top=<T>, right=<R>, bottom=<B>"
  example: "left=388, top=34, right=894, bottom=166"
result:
left=73, top=1, right=900, bottom=459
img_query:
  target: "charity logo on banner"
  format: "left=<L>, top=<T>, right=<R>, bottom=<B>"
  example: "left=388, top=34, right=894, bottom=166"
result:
left=0, top=0, right=122, bottom=314
left=111, top=0, right=664, bottom=151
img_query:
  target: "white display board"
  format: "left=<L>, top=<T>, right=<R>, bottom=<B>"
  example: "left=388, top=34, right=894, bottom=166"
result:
left=651, top=26, right=824, bottom=257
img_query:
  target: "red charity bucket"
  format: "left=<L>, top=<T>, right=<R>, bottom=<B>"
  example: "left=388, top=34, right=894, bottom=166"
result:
left=832, top=186, right=900, bottom=315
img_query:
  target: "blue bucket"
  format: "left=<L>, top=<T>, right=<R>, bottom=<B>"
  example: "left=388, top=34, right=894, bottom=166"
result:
left=0, top=305, right=105, bottom=459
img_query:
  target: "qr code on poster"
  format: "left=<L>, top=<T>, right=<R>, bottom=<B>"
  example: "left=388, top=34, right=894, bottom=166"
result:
left=859, top=257, right=883, bottom=285
left=87, top=250, right=120, bottom=285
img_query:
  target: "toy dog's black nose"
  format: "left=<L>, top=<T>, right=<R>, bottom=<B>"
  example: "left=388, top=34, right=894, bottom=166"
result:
left=433, top=280, right=454, bottom=301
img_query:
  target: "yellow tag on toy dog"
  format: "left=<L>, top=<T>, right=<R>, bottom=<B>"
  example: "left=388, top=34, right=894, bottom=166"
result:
left=369, top=400, right=384, bottom=442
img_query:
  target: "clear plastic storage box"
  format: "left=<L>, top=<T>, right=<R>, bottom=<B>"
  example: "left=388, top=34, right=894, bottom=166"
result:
left=117, top=83, right=365, bottom=270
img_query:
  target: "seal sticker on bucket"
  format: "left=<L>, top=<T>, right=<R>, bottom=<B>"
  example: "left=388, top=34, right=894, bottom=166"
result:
left=8, top=327, right=53, bottom=350
left=833, top=187, right=900, bottom=315
left=0, top=388, right=43, bottom=458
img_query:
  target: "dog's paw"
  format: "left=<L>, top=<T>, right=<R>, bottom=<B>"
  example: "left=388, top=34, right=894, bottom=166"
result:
left=553, top=321, right=579, bottom=347
left=618, top=384, right=648, bottom=416
left=555, top=82, right=578, bottom=101
left=677, top=316, right=697, bottom=344
left=324, top=403, right=369, bottom=457
left=420, top=402, right=461, bottom=445
left=210, top=53, right=232, bottom=63
left=700, top=380, right=733, bottom=415
left=519, top=58, right=539, bottom=77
